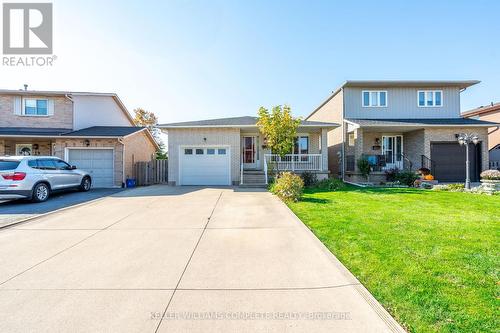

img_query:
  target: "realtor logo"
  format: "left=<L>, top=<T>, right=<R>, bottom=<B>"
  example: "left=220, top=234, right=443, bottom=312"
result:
left=2, top=3, right=53, bottom=54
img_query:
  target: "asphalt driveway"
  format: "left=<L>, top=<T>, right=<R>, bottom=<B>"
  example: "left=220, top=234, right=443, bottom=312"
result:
left=0, top=185, right=404, bottom=332
left=0, top=188, right=123, bottom=228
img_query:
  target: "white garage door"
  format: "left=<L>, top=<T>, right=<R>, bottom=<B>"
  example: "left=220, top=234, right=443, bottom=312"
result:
left=67, top=149, right=114, bottom=188
left=180, top=147, right=231, bottom=185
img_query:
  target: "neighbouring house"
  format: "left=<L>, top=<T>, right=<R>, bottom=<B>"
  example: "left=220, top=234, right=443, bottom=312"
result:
left=159, top=116, right=338, bottom=186
left=462, top=102, right=500, bottom=170
left=306, top=80, right=499, bottom=183
left=0, top=89, right=159, bottom=187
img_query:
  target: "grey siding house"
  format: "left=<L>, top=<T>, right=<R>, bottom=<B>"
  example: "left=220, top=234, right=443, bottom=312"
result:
left=307, top=80, right=499, bottom=183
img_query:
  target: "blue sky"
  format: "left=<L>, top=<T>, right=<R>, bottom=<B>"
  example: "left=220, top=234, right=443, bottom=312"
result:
left=1, top=0, right=499, bottom=122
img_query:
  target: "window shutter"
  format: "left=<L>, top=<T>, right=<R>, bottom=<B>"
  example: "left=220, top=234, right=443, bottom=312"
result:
left=48, top=99, right=55, bottom=116
left=13, top=96, right=22, bottom=115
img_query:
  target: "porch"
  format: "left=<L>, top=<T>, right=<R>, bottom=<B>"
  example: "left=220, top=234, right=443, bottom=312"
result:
left=239, top=129, right=329, bottom=185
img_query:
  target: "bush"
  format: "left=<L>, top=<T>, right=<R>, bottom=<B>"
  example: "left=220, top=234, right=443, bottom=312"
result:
left=394, top=171, right=419, bottom=187
left=357, top=158, right=371, bottom=180
left=433, top=183, right=465, bottom=192
left=385, top=168, right=400, bottom=182
left=480, top=169, right=500, bottom=180
left=270, top=172, right=304, bottom=202
left=300, top=171, right=317, bottom=187
left=316, top=178, right=345, bottom=191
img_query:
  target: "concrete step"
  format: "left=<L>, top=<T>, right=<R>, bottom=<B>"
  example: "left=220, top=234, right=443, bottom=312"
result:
left=239, top=183, right=267, bottom=188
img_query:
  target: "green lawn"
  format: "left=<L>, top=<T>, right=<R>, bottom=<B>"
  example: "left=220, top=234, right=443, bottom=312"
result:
left=287, top=186, right=499, bottom=333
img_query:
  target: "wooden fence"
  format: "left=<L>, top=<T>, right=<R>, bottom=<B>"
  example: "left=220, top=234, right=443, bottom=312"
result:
left=134, top=159, right=168, bottom=186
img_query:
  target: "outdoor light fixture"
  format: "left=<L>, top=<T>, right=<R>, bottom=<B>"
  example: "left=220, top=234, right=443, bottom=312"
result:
left=457, top=133, right=479, bottom=190
left=84, top=139, right=90, bottom=147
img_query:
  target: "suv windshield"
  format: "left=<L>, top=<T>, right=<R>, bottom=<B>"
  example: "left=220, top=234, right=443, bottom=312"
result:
left=0, top=160, right=21, bottom=170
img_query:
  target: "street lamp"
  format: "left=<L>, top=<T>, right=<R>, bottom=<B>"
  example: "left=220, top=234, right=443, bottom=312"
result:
left=457, top=133, right=479, bottom=190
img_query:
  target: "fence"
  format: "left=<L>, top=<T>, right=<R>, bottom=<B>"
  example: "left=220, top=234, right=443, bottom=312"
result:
left=134, top=159, right=168, bottom=186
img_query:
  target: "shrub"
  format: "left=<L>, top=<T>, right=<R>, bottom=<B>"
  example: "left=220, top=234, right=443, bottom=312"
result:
left=357, top=158, right=371, bottom=180
left=385, top=168, right=400, bottom=182
left=394, top=171, right=419, bottom=187
left=316, top=178, right=345, bottom=191
left=480, top=169, right=500, bottom=180
left=270, top=172, right=304, bottom=202
left=300, top=171, right=317, bottom=187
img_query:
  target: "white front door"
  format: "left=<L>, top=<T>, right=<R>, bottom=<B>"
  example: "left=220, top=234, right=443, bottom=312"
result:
left=242, top=136, right=258, bottom=169
left=382, top=135, right=403, bottom=170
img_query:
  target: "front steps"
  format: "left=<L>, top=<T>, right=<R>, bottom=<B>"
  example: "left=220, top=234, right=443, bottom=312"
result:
left=240, top=171, right=267, bottom=188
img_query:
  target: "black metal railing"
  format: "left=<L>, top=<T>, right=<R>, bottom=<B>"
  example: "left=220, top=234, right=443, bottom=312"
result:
left=362, top=153, right=413, bottom=172
left=421, top=155, right=436, bottom=174
left=346, top=155, right=355, bottom=172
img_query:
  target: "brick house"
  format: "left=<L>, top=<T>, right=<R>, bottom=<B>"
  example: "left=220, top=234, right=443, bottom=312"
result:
left=0, top=89, right=158, bottom=187
left=306, top=80, right=499, bottom=183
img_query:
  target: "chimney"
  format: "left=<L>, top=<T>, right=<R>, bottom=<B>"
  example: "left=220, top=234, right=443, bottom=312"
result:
left=23, top=84, right=28, bottom=91
left=491, top=102, right=494, bottom=106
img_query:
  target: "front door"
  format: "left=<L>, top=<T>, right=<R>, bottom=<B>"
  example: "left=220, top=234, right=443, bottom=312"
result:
left=242, top=136, right=258, bottom=169
left=382, top=135, right=403, bottom=170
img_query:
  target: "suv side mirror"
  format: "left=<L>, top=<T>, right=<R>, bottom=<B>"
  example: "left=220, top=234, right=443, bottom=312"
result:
left=71, top=165, right=77, bottom=170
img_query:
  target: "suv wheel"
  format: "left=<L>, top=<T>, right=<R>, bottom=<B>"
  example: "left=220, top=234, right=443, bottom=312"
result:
left=80, top=176, right=91, bottom=192
left=32, top=183, right=50, bottom=203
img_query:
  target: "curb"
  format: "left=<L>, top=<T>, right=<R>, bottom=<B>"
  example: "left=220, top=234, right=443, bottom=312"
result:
left=276, top=196, right=407, bottom=333
left=0, top=189, right=127, bottom=231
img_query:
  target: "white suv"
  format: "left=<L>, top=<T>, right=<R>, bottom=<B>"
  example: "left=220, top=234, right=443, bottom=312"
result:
left=0, top=156, right=92, bottom=202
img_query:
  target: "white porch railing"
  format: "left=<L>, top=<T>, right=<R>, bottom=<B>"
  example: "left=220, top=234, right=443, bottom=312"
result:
left=264, top=154, right=322, bottom=175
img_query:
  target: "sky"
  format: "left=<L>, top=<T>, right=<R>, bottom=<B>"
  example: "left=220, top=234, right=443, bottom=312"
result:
left=1, top=0, right=499, bottom=124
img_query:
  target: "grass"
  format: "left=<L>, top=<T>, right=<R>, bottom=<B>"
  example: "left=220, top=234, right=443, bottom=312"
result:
left=287, top=186, right=499, bottom=333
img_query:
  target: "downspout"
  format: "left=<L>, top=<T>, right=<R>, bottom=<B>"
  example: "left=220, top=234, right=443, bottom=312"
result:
left=118, top=138, right=126, bottom=188
left=341, top=87, right=346, bottom=181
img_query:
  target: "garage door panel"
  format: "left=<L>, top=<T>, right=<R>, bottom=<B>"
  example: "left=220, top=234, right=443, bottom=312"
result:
left=431, top=142, right=481, bottom=182
left=68, top=149, right=115, bottom=188
left=180, top=147, right=231, bottom=186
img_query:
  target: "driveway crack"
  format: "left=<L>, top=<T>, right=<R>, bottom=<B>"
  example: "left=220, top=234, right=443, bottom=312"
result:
left=154, top=191, right=223, bottom=333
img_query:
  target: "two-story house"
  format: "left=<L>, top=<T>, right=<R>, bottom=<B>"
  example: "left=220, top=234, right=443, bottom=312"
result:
left=307, top=80, right=498, bottom=183
left=0, top=89, right=159, bottom=187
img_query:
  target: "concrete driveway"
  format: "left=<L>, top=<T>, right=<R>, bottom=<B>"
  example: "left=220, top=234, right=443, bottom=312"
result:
left=0, top=188, right=123, bottom=228
left=0, top=186, right=404, bottom=333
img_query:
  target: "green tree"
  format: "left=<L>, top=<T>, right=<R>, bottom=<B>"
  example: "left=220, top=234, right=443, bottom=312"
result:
left=257, top=105, right=300, bottom=157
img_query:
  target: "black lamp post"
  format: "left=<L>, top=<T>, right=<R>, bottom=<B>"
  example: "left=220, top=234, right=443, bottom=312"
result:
left=457, top=133, right=479, bottom=189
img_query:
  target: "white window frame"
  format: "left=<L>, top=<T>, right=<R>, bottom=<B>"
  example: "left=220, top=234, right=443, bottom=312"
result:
left=362, top=91, right=388, bottom=107
left=417, top=90, right=443, bottom=108
left=22, top=98, right=49, bottom=116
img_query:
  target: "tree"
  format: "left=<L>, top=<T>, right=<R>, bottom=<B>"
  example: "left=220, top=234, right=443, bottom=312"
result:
left=257, top=105, right=301, bottom=174
left=133, top=108, right=166, bottom=159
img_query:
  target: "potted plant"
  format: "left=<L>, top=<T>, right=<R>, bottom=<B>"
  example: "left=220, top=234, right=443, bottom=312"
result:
left=480, top=170, right=500, bottom=194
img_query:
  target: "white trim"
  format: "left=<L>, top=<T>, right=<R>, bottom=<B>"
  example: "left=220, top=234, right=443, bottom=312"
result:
left=417, top=90, right=443, bottom=108
left=159, top=124, right=338, bottom=129
left=361, top=90, right=388, bottom=108
left=64, top=147, right=117, bottom=187
left=21, top=98, right=50, bottom=117
left=178, top=144, right=231, bottom=186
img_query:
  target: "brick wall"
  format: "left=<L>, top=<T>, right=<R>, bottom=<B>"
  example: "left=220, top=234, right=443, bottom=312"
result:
left=0, top=95, right=73, bottom=129
left=53, top=138, right=124, bottom=187
left=122, top=131, right=157, bottom=179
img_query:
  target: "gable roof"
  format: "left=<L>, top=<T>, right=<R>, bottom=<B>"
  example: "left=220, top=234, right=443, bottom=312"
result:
left=462, top=102, right=500, bottom=118
left=159, top=116, right=338, bottom=129
left=0, top=89, right=135, bottom=126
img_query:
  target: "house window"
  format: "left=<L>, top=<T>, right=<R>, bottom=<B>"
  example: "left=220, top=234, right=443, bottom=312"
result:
left=293, top=136, right=309, bottom=155
left=362, top=91, right=387, bottom=107
left=418, top=90, right=442, bottom=107
left=195, top=149, right=204, bottom=155
left=184, top=149, right=193, bottom=155
left=348, top=133, right=355, bottom=146
left=218, top=149, right=227, bottom=155
left=207, top=149, right=215, bottom=155
left=24, top=99, right=48, bottom=116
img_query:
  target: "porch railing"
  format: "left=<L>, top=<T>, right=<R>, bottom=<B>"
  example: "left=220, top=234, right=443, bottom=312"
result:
left=264, top=154, right=322, bottom=172
left=346, top=153, right=413, bottom=172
